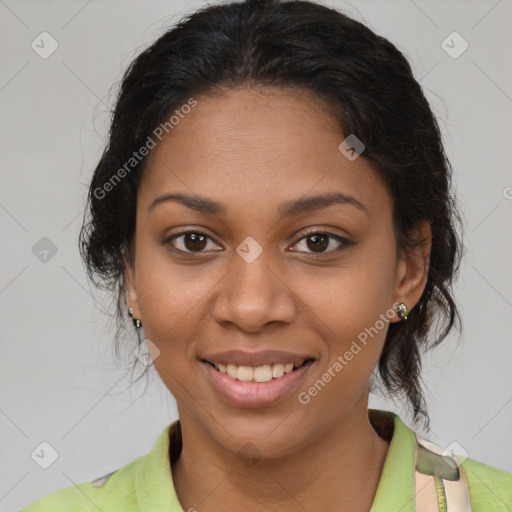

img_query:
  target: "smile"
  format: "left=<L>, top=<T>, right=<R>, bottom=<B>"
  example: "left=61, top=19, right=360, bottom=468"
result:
left=201, top=357, right=316, bottom=408
left=203, top=359, right=315, bottom=383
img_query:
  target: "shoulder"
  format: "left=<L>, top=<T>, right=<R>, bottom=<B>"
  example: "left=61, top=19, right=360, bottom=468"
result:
left=19, top=421, right=178, bottom=512
left=19, top=455, right=143, bottom=512
left=460, top=455, right=512, bottom=510
left=383, top=410, right=512, bottom=510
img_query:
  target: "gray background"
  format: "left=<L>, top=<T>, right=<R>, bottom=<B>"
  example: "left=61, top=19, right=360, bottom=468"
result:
left=1, top=0, right=511, bottom=510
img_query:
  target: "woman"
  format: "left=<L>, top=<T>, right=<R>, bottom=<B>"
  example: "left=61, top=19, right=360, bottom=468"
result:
left=21, top=0, right=512, bottom=510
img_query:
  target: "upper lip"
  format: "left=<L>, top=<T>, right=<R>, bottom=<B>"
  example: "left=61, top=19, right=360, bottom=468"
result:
left=201, top=350, right=315, bottom=368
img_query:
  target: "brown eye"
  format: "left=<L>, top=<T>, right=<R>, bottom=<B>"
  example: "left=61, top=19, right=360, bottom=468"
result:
left=182, top=232, right=207, bottom=251
left=290, top=232, right=352, bottom=254
left=165, top=230, right=221, bottom=253
left=306, top=234, right=329, bottom=252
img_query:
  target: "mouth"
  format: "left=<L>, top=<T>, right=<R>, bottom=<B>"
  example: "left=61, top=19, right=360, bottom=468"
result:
left=201, top=358, right=316, bottom=383
left=201, top=356, right=316, bottom=408
left=199, top=349, right=317, bottom=407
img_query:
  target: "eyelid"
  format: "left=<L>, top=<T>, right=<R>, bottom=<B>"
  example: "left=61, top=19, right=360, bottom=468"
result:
left=289, top=227, right=352, bottom=253
left=163, top=227, right=222, bottom=251
left=294, top=225, right=351, bottom=241
left=163, top=226, right=352, bottom=255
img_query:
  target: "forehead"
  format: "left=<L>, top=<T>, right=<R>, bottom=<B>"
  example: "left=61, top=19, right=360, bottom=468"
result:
left=138, top=87, right=391, bottom=219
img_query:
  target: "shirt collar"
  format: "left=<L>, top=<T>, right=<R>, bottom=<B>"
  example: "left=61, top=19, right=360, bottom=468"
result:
left=134, top=421, right=183, bottom=510
left=369, top=409, right=417, bottom=512
left=135, top=408, right=417, bottom=511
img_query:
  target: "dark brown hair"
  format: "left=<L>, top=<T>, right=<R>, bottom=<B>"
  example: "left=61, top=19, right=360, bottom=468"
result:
left=79, top=0, right=464, bottom=429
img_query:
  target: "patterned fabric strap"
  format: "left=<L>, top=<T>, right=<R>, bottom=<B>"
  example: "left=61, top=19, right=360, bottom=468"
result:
left=414, top=435, right=472, bottom=511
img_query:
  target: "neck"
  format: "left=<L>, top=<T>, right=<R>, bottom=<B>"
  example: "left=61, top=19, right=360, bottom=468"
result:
left=171, top=403, right=391, bottom=512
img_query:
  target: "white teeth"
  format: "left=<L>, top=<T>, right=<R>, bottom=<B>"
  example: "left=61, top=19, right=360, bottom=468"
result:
left=212, top=361, right=303, bottom=382
left=237, top=366, right=254, bottom=382
left=284, top=363, right=294, bottom=374
left=272, top=364, right=284, bottom=378
left=227, top=364, right=238, bottom=379
left=254, top=364, right=272, bottom=383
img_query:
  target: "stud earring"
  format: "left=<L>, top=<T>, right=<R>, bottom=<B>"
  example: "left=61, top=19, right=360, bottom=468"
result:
left=127, top=307, right=142, bottom=329
left=396, top=302, right=409, bottom=322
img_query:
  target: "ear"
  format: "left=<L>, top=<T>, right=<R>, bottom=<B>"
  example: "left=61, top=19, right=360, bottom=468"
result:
left=391, top=220, right=431, bottom=323
left=123, top=245, right=141, bottom=319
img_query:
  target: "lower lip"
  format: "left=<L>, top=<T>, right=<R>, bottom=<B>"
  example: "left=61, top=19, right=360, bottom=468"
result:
left=202, top=360, right=314, bottom=408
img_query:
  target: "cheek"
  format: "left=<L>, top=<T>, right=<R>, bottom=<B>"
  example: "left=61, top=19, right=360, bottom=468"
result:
left=296, top=237, right=396, bottom=383
left=301, top=251, right=395, bottom=340
left=133, top=248, right=203, bottom=383
left=135, top=240, right=208, bottom=333
left=133, top=240, right=227, bottom=398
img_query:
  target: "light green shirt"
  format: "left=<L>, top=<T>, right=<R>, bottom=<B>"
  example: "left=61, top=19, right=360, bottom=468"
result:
left=20, top=409, right=512, bottom=511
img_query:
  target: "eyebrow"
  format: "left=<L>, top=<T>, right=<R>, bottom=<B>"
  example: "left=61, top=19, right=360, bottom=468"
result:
left=147, top=192, right=368, bottom=219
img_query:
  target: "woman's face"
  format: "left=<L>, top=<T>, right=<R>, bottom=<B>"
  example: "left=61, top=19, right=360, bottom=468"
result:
left=125, top=87, right=429, bottom=459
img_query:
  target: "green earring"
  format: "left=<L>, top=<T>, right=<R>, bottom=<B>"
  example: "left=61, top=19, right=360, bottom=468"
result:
left=397, top=303, right=409, bottom=321
left=128, top=307, right=142, bottom=329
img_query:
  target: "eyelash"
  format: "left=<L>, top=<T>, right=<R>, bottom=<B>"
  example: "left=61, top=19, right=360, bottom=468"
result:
left=163, top=228, right=353, bottom=256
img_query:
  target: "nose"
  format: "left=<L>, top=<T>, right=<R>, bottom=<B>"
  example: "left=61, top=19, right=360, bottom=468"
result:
left=211, top=248, right=297, bottom=333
